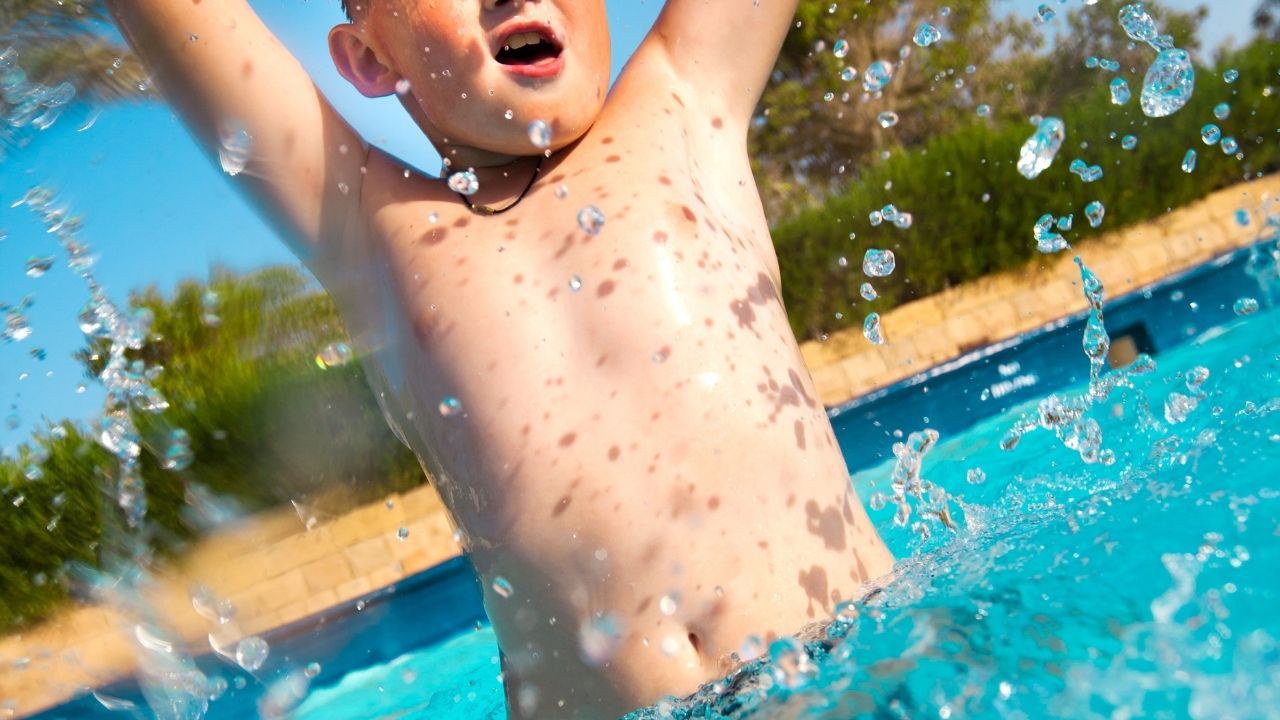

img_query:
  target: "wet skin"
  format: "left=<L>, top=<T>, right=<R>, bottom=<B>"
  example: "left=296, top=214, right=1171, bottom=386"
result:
left=324, top=47, right=895, bottom=719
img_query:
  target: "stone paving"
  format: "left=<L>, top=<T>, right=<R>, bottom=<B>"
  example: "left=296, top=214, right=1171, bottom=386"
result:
left=1, top=175, right=1277, bottom=718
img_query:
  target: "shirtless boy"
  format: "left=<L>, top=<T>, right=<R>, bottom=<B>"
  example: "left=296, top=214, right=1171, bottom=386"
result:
left=107, top=1, right=894, bottom=717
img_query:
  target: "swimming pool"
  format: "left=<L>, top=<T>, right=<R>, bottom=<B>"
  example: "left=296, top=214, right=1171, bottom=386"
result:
left=28, top=237, right=1278, bottom=719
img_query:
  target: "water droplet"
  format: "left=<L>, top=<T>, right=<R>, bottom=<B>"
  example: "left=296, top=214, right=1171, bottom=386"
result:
left=554, top=184, right=569, bottom=199
left=869, top=210, right=883, bottom=226
left=314, top=341, right=354, bottom=369
left=1140, top=48, right=1195, bottom=118
left=893, top=212, right=913, bottom=229
left=568, top=275, right=583, bottom=292
left=832, top=39, right=849, bottom=59
left=1221, top=136, right=1239, bottom=154
left=394, top=78, right=411, bottom=95
left=1085, top=201, right=1106, bottom=228
left=966, top=467, right=986, bottom=484
left=1033, top=213, right=1069, bottom=253
left=860, top=282, right=878, bottom=301
left=658, top=593, right=679, bottom=616
left=397, top=526, right=410, bottom=541
left=1109, top=77, right=1131, bottom=105
left=1034, top=3, right=1056, bottom=24
left=218, top=125, right=252, bottom=176
left=1214, top=102, right=1231, bottom=120
left=1017, top=116, right=1066, bottom=179
left=1201, top=123, right=1221, bottom=145
left=862, top=60, right=894, bottom=93
left=492, top=577, right=514, bottom=598
left=22, top=255, right=54, bottom=278
left=235, top=636, right=269, bottom=672
left=840, top=66, right=857, bottom=82
left=877, top=111, right=900, bottom=129
left=576, top=205, right=605, bottom=236
left=1235, top=209, right=1250, bottom=227
left=504, top=109, right=514, bottom=120
left=1122, top=134, right=1138, bottom=150
left=578, top=614, right=623, bottom=666
left=913, top=23, right=941, bottom=47
left=862, top=248, right=896, bottom=277
left=527, top=119, right=551, bottom=149
left=304, top=662, right=322, bottom=678
left=1118, top=3, right=1157, bottom=42
left=822, top=91, right=835, bottom=102
left=863, top=313, right=886, bottom=345
left=1223, top=68, right=1239, bottom=84
left=438, top=395, right=463, bottom=416
left=1056, top=214, right=1074, bottom=232
left=161, top=429, right=193, bottom=471
left=447, top=170, right=480, bottom=195
left=1181, top=149, right=1197, bottom=173
left=977, top=103, right=991, bottom=118
left=1100, top=59, right=1121, bottom=72
left=1233, top=297, right=1259, bottom=316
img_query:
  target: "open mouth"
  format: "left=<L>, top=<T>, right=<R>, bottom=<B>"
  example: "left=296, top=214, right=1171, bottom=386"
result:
left=495, top=28, right=563, bottom=68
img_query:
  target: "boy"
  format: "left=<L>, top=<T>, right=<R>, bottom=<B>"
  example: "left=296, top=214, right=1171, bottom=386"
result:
left=106, top=1, right=894, bottom=717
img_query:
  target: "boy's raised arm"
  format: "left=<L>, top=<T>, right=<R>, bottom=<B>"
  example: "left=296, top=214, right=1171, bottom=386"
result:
left=106, top=0, right=366, bottom=256
left=648, top=0, right=801, bottom=124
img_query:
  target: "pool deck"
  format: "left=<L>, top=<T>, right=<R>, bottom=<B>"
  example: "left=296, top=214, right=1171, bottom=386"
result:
left=1, top=175, right=1277, bottom=718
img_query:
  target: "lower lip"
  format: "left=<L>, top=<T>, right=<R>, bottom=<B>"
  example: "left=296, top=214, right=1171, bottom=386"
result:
left=502, top=54, right=565, bottom=79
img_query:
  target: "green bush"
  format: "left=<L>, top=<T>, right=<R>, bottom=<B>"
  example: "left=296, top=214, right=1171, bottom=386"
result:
left=774, top=39, right=1280, bottom=338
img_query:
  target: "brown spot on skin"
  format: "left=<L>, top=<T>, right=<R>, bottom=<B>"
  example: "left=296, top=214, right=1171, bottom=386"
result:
left=757, top=540, right=769, bottom=550
left=805, top=500, right=848, bottom=551
left=612, top=258, right=629, bottom=271
left=671, top=92, right=685, bottom=107
left=788, top=368, right=819, bottom=408
left=521, top=424, right=531, bottom=436
left=547, top=173, right=566, bottom=184
left=551, top=494, right=572, bottom=517
left=453, top=216, right=470, bottom=228
left=558, top=433, right=577, bottom=447
left=681, top=206, right=697, bottom=222
left=419, top=227, right=448, bottom=246
left=786, top=493, right=797, bottom=508
left=798, top=566, right=831, bottom=618
left=658, top=176, right=672, bottom=186
left=605, top=155, right=621, bottom=163
left=608, top=446, right=621, bottom=461
left=596, top=353, right=608, bottom=367
left=708, top=496, right=721, bottom=510
left=636, top=596, right=653, bottom=614
left=794, top=420, right=806, bottom=450
left=513, top=273, right=524, bottom=284
left=597, top=280, right=616, bottom=298
left=241, top=60, right=253, bottom=77
left=711, top=116, right=724, bottom=129
left=654, top=231, right=668, bottom=244
left=505, top=217, right=520, bottom=226
left=601, top=136, right=615, bottom=145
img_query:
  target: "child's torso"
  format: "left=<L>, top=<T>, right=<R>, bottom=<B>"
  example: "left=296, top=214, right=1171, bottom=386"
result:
left=321, top=78, right=891, bottom=716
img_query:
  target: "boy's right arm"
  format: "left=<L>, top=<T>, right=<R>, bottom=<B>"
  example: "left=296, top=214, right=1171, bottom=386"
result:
left=106, top=0, right=366, bottom=257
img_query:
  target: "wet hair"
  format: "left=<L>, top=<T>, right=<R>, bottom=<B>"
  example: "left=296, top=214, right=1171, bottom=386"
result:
left=339, top=1, right=355, bottom=20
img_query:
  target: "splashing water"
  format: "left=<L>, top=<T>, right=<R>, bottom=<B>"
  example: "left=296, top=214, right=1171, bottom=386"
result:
left=862, top=313, right=885, bottom=345
left=447, top=170, right=480, bottom=195
left=526, top=119, right=552, bottom=150
left=859, top=282, right=877, bottom=301
left=1118, top=3, right=1158, bottom=43
left=1215, top=102, right=1231, bottom=120
left=832, top=39, right=849, bottom=59
left=862, top=60, right=894, bottom=93
left=1234, top=297, right=1259, bottom=316
left=1017, top=116, right=1066, bottom=179
left=1084, top=201, right=1106, bottom=228
left=1201, top=123, right=1222, bottom=145
left=218, top=125, right=253, bottom=176
left=1109, top=77, right=1131, bottom=105
left=1122, top=134, right=1138, bottom=150
left=913, top=23, right=941, bottom=48
left=1182, top=149, right=1198, bottom=173
left=577, top=205, right=606, bottom=236
left=861, top=248, right=896, bottom=277
left=876, top=111, right=899, bottom=129
left=1141, top=49, right=1196, bottom=118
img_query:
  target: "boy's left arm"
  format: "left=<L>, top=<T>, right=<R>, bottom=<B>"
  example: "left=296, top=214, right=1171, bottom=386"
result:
left=648, top=0, right=801, bottom=124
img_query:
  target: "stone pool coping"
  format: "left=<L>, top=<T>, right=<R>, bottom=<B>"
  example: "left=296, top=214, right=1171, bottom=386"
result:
left=1, top=175, right=1276, bottom=718
left=800, top=174, right=1280, bottom=408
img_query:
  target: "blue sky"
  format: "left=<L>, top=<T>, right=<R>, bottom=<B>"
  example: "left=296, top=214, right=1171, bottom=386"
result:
left=0, top=0, right=1256, bottom=452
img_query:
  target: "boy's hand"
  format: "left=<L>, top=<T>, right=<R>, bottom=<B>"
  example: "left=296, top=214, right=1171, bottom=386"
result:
left=106, top=0, right=366, bottom=258
left=649, top=0, right=801, bottom=125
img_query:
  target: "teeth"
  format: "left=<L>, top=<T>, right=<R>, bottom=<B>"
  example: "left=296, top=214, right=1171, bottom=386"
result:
left=505, top=32, right=544, bottom=50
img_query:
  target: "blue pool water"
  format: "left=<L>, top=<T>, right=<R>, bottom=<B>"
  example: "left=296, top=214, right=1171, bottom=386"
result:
left=302, top=250, right=1278, bottom=718
left=31, top=243, right=1280, bottom=719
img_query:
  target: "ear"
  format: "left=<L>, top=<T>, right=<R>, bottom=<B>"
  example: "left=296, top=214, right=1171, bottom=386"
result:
left=329, top=23, right=400, bottom=98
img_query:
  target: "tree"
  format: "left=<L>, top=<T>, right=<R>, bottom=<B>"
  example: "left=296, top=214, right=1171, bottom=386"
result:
left=1256, top=0, right=1280, bottom=40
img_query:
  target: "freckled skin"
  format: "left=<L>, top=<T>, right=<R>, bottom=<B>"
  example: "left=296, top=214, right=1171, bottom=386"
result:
left=146, top=2, right=891, bottom=717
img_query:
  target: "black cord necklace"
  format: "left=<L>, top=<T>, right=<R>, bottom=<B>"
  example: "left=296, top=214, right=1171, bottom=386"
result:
left=452, top=156, right=545, bottom=216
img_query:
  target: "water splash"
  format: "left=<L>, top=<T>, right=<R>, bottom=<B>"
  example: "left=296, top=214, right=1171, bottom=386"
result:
left=1141, top=49, right=1196, bottom=118
left=859, top=282, right=877, bottom=301
left=863, top=313, right=886, bottom=345
left=913, top=23, right=941, bottom=48
left=1182, top=149, right=1198, bottom=173
left=862, top=60, right=894, bottom=93
left=861, top=248, right=896, bottom=277
left=1118, top=3, right=1158, bottom=43
left=577, top=205, right=605, bottom=236
left=447, top=170, right=480, bottom=195
left=1201, top=123, right=1222, bottom=145
left=1017, top=117, right=1066, bottom=179
left=1085, top=201, right=1106, bottom=228
left=1109, top=77, right=1131, bottom=105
